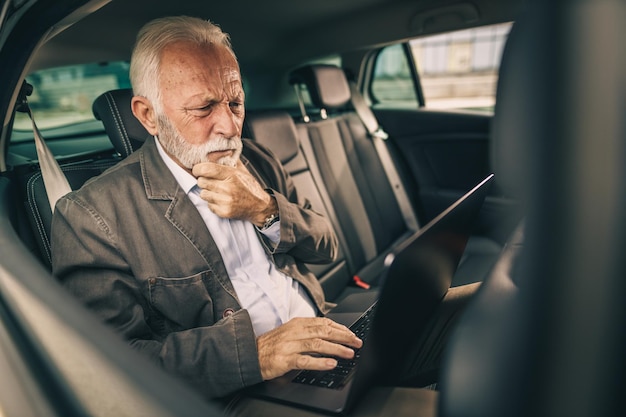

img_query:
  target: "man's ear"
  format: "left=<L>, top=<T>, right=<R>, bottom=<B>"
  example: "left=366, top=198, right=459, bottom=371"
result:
left=131, top=96, right=158, bottom=136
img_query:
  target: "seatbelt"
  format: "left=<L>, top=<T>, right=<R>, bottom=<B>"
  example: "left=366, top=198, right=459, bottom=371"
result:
left=17, top=81, right=71, bottom=213
left=348, top=81, right=419, bottom=232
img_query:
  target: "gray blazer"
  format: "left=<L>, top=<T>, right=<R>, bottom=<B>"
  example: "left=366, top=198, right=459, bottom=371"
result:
left=51, top=136, right=338, bottom=398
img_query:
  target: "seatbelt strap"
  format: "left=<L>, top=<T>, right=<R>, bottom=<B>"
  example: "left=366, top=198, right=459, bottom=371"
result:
left=348, top=81, right=419, bottom=232
left=17, top=82, right=71, bottom=213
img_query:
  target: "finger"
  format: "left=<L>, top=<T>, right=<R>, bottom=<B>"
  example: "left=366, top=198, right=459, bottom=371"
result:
left=192, top=161, right=232, bottom=179
left=294, top=354, right=339, bottom=372
left=196, top=175, right=231, bottom=192
left=301, top=318, right=363, bottom=349
left=287, top=317, right=362, bottom=349
left=198, top=188, right=230, bottom=205
left=298, top=337, right=357, bottom=360
left=198, top=189, right=237, bottom=217
left=234, top=158, right=247, bottom=172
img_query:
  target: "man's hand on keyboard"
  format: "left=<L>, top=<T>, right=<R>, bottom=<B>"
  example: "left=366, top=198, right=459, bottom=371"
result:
left=256, top=317, right=363, bottom=381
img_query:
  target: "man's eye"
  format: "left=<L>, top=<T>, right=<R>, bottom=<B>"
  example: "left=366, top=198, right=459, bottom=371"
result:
left=189, top=105, right=213, bottom=115
left=230, top=102, right=244, bottom=112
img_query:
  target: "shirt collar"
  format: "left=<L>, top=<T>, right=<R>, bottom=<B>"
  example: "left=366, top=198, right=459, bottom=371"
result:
left=154, top=136, right=198, bottom=195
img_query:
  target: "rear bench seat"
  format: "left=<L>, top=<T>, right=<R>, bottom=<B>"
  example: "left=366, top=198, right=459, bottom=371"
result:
left=286, top=64, right=503, bottom=288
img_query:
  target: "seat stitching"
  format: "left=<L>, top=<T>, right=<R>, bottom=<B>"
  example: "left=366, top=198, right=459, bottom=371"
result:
left=26, top=173, right=52, bottom=264
left=104, top=92, right=132, bottom=157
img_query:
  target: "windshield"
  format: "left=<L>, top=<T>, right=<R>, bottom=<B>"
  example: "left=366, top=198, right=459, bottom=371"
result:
left=13, top=61, right=131, bottom=131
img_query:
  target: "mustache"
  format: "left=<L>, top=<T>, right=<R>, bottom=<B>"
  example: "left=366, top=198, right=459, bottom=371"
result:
left=205, top=136, right=242, bottom=152
left=155, top=111, right=243, bottom=168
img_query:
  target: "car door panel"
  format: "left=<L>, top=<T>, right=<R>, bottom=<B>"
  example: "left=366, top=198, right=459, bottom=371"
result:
left=374, top=107, right=522, bottom=245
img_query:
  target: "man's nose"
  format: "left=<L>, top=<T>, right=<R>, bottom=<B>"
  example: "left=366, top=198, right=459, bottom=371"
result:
left=213, top=103, right=240, bottom=138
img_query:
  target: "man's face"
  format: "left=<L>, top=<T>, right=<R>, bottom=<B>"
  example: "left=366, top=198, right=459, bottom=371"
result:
left=155, top=41, right=245, bottom=169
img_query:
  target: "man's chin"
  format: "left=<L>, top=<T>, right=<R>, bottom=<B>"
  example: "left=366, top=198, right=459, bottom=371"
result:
left=215, top=147, right=242, bottom=167
left=216, top=156, right=238, bottom=167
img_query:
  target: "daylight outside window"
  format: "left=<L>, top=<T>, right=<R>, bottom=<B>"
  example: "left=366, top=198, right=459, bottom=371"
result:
left=13, top=61, right=131, bottom=131
left=372, top=22, right=512, bottom=113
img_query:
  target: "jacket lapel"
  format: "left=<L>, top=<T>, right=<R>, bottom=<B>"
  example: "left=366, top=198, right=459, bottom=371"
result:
left=138, top=137, right=239, bottom=300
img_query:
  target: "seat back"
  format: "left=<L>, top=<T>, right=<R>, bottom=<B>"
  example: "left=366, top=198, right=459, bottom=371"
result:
left=288, top=64, right=502, bottom=287
left=244, top=110, right=354, bottom=300
left=289, top=64, right=413, bottom=285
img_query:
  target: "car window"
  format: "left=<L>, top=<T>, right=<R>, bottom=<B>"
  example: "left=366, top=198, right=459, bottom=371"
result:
left=13, top=61, right=131, bottom=132
left=370, top=44, right=418, bottom=107
left=370, top=22, right=513, bottom=113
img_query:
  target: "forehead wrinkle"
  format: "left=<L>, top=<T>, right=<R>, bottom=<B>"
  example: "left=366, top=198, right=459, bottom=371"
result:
left=159, top=42, right=243, bottom=107
left=186, top=75, right=243, bottom=107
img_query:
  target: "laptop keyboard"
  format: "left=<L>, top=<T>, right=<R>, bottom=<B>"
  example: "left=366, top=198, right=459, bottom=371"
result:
left=292, top=303, right=376, bottom=390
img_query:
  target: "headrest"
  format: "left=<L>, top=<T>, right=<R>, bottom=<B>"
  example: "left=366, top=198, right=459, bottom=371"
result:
left=289, top=64, right=352, bottom=109
left=93, top=89, right=150, bottom=158
left=244, top=111, right=300, bottom=164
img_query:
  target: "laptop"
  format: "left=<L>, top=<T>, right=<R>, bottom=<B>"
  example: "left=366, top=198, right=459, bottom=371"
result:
left=247, top=173, right=495, bottom=414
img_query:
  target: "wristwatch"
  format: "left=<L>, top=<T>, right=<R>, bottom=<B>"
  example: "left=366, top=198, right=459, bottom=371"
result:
left=260, top=190, right=280, bottom=230
left=261, top=211, right=280, bottom=230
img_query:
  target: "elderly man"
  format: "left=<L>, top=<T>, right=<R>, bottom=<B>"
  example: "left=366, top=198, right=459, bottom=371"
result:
left=52, top=16, right=438, bottom=416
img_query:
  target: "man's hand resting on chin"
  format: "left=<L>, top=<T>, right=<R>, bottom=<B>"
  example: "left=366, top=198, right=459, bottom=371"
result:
left=193, top=160, right=278, bottom=227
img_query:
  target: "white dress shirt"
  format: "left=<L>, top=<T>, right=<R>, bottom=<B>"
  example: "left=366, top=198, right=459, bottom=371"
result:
left=155, top=138, right=316, bottom=336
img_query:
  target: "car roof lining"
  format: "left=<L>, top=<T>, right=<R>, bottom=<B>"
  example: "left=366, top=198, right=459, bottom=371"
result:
left=31, top=0, right=522, bottom=73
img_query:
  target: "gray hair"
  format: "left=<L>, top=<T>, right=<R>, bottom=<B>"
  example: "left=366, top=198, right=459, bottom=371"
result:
left=129, top=16, right=236, bottom=111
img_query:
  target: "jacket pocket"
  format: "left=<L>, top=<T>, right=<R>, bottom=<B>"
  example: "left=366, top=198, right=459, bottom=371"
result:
left=147, top=270, right=214, bottom=332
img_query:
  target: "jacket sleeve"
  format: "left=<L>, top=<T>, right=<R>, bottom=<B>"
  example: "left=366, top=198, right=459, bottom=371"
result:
left=271, top=190, right=338, bottom=264
left=51, top=196, right=263, bottom=398
left=243, top=139, right=339, bottom=265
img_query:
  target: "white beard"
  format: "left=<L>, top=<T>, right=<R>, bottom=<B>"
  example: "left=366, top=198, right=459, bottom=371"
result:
left=155, top=112, right=243, bottom=169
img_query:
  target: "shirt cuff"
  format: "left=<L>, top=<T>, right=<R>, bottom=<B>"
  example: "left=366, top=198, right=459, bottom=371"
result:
left=258, top=220, right=281, bottom=244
